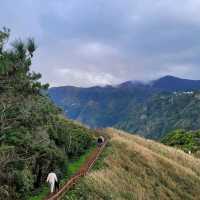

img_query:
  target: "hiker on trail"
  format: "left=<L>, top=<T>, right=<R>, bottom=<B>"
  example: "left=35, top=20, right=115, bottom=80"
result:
left=55, top=178, right=60, bottom=192
left=46, top=171, right=58, bottom=193
left=97, top=136, right=105, bottom=146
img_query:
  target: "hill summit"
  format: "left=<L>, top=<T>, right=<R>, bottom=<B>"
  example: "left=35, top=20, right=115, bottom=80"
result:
left=151, top=75, right=200, bottom=92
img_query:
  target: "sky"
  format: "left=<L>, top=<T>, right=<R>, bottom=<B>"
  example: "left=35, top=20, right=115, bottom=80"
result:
left=1, top=0, right=200, bottom=87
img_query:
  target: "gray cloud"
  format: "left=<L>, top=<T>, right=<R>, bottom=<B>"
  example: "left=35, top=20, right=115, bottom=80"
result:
left=1, top=0, right=200, bottom=86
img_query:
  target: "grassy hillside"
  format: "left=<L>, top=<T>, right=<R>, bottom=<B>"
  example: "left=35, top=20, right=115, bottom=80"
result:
left=64, top=128, right=200, bottom=200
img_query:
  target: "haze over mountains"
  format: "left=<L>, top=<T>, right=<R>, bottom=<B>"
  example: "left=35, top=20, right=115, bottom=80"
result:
left=49, top=76, right=200, bottom=139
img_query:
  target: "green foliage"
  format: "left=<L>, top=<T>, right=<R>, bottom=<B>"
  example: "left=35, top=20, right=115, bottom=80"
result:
left=0, top=28, right=94, bottom=199
left=0, top=27, right=10, bottom=53
left=48, top=118, right=94, bottom=157
left=67, top=147, right=95, bottom=176
left=14, top=168, right=34, bottom=195
left=29, top=146, right=95, bottom=200
left=27, top=38, right=37, bottom=57
left=162, top=129, right=200, bottom=153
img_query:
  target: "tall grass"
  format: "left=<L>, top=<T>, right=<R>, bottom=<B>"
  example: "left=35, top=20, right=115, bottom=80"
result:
left=66, top=128, right=200, bottom=200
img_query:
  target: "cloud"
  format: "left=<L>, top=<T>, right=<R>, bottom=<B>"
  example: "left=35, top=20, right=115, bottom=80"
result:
left=1, top=0, right=200, bottom=86
left=53, top=68, right=119, bottom=87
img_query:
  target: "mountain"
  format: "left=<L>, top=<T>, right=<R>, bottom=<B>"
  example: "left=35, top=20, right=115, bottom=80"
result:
left=49, top=76, right=200, bottom=139
left=64, top=128, right=200, bottom=200
left=49, top=84, right=154, bottom=128
left=115, top=75, right=200, bottom=92
left=49, top=79, right=159, bottom=125
left=152, top=75, right=200, bottom=92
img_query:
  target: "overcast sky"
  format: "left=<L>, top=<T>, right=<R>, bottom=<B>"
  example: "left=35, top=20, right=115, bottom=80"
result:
left=1, top=0, right=200, bottom=87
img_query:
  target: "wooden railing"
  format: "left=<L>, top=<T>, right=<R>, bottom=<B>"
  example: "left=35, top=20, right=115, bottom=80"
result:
left=44, top=140, right=107, bottom=200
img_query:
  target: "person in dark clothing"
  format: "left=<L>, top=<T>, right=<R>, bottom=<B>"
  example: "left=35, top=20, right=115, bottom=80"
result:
left=97, top=136, right=105, bottom=146
left=55, top=180, right=60, bottom=192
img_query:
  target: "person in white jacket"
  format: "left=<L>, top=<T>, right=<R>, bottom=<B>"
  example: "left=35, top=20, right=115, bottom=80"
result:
left=46, top=172, right=58, bottom=193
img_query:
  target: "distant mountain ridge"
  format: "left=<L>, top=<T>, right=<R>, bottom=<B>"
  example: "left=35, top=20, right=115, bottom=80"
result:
left=151, top=75, right=200, bottom=92
left=49, top=75, right=200, bottom=139
left=117, top=75, right=200, bottom=91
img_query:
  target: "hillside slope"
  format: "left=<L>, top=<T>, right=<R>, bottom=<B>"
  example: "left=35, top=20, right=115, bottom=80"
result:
left=116, top=92, right=200, bottom=139
left=49, top=84, right=154, bottom=128
left=65, top=128, right=200, bottom=200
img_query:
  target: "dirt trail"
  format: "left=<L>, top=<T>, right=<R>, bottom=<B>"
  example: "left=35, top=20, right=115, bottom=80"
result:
left=44, top=140, right=107, bottom=200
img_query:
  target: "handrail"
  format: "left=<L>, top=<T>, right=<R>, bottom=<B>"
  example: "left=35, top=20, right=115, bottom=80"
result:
left=44, top=140, right=107, bottom=200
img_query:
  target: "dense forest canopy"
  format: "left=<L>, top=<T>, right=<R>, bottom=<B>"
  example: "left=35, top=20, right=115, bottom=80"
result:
left=0, top=28, right=94, bottom=200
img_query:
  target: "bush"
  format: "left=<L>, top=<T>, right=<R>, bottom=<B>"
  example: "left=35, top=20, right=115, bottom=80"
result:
left=162, top=129, right=200, bottom=152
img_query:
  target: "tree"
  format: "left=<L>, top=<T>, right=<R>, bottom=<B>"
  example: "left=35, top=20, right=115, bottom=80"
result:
left=0, top=27, right=94, bottom=199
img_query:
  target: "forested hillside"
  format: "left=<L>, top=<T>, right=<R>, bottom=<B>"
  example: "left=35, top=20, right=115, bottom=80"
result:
left=116, top=92, right=200, bottom=139
left=0, top=28, right=94, bottom=200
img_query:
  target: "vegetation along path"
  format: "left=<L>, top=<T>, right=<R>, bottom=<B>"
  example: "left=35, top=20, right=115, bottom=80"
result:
left=44, top=139, right=108, bottom=200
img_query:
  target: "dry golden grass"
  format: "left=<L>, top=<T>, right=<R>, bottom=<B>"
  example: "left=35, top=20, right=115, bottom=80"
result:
left=70, top=128, right=200, bottom=200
